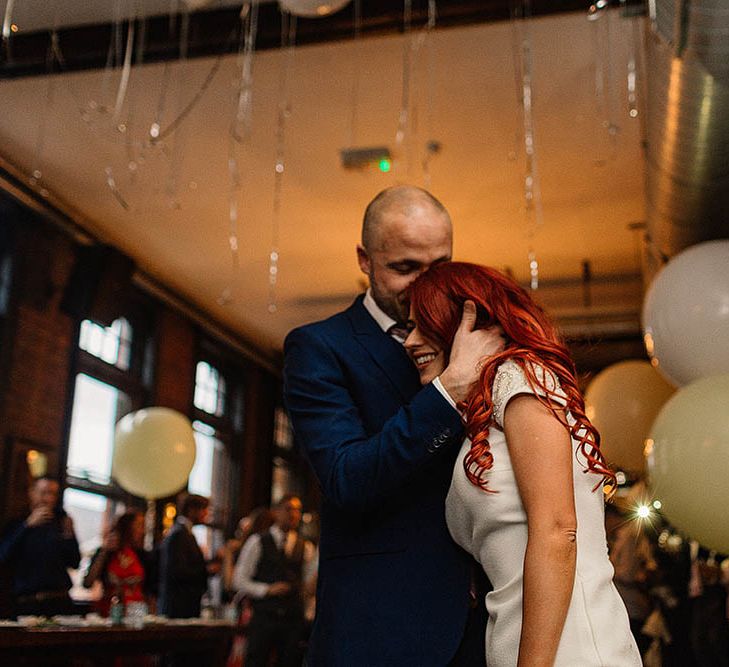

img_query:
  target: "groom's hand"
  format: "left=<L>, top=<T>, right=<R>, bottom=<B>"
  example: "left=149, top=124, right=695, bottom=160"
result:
left=439, top=300, right=504, bottom=403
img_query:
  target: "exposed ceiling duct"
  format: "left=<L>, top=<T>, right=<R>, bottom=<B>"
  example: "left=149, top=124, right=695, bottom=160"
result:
left=643, top=0, right=729, bottom=276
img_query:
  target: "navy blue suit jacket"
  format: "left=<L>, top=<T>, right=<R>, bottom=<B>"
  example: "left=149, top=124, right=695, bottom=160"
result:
left=284, top=296, right=473, bottom=666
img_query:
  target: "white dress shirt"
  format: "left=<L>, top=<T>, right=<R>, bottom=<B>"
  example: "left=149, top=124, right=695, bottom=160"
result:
left=232, top=524, right=318, bottom=599
left=362, top=288, right=458, bottom=410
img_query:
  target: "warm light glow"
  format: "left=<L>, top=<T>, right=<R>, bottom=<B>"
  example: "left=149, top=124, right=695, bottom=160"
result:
left=10, top=24, right=19, bottom=33
left=26, top=450, right=39, bottom=463
left=316, top=4, right=332, bottom=14
left=653, top=500, right=662, bottom=510
left=643, top=332, right=654, bottom=356
left=644, top=438, right=654, bottom=457
left=636, top=504, right=651, bottom=519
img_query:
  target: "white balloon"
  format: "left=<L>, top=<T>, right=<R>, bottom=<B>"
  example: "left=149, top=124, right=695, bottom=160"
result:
left=642, top=240, right=729, bottom=386
left=584, top=360, right=675, bottom=475
left=113, top=407, right=196, bottom=499
left=279, top=0, right=351, bottom=18
left=647, top=374, right=729, bottom=553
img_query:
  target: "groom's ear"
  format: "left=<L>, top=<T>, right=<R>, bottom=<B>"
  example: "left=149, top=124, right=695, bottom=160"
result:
left=356, top=245, right=372, bottom=276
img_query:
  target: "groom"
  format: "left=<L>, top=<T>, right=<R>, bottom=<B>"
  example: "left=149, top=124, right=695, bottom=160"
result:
left=284, top=186, right=500, bottom=665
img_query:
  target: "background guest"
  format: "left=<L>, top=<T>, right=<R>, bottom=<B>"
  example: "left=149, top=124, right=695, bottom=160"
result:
left=222, top=507, right=273, bottom=599
left=0, top=476, right=80, bottom=617
left=157, top=494, right=210, bottom=619
left=233, top=494, right=317, bottom=667
left=83, top=510, right=155, bottom=615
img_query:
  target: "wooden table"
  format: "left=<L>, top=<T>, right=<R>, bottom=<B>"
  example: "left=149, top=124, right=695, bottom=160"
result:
left=0, top=621, right=236, bottom=666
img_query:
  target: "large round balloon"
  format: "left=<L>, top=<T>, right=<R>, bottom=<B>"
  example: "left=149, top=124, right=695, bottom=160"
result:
left=647, top=374, right=729, bottom=553
left=279, top=0, right=351, bottom=18
left=585, top=360, right=675, bottom=475
left=642, top=240, right=729, bottom=386
left=113, top=408, right=196, bottom=499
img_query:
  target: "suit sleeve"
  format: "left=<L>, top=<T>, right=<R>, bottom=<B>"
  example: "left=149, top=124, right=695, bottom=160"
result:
left=284, top=326, right=462, bottom=513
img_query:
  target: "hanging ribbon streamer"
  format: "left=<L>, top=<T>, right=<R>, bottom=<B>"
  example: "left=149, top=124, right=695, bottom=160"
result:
left=231, top=1, right=260, bottom=144
left=268, top=12, right=297, bottom=314
left=347, top=0, right=362, bottom=148
left=29, top=41, right=58, bottom=196
left=511, top=1, right=544, bottom=289
left=420, top=0, right=438, bottom=189
left=222, top=1, right=260, bottom=306
left=588, top=0, right=619, bottom=156
left=164, top=4, right=192, bottom=210
left=112, top=19, right=135, bottom=125
left=394, top=0, right=413, bottom=176
left=1, top=0, right=16, bottom=60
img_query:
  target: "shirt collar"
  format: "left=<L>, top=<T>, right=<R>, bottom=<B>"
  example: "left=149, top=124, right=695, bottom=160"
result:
left=177, top=516, right=193, bottom=532
left=363, top=288, right=397, bottom=335
left=270, top=524, right=289, bottom=550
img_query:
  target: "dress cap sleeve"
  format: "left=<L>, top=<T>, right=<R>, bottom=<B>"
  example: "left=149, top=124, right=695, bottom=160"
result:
left=492, top=359, right=567, bottom=428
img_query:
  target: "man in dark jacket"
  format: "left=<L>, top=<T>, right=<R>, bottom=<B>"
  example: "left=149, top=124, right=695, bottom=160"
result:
left=284, top=186, right=502, bottom=665
left=0, top=476, right=80, bottom=618
left=157, top=494, right=210, bottom=618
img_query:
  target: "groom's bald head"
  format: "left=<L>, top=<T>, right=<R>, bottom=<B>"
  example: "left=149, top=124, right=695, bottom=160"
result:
left=361, top=185, right=451, bottom=252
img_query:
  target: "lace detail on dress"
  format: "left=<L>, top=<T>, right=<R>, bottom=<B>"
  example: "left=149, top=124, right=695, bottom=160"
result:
left=492, top=360, right=565, bottom=428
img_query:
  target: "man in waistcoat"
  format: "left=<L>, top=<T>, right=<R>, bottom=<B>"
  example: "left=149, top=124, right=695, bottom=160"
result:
left=234, top=494, right=317, bottom=667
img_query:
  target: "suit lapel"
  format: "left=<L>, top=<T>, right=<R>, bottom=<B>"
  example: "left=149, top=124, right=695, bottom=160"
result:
left=346, top=296, right=420, bottom=402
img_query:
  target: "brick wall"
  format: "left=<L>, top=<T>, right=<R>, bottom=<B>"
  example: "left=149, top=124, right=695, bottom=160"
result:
left=154, top=308, right=195, bottom=414
left=0, top=224, right=76, bottom=464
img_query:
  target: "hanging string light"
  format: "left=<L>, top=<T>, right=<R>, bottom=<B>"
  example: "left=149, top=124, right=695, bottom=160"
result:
left=268, top=11, right=297, bottom=314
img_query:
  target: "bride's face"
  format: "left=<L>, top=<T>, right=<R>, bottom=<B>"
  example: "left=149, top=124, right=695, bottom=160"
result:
left=403, top=311, right=447, bottom=385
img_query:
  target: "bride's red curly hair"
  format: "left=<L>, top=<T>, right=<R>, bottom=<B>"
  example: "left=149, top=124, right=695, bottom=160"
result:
left=408, top=261, right=615, bottom=493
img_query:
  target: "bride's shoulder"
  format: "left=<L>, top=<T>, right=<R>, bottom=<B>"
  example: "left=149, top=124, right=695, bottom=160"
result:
left=491, top=358, right=563, bottom=425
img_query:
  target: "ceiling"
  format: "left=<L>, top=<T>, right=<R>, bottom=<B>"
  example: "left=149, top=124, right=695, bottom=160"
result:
left=0, top=4, right=647, bottom=355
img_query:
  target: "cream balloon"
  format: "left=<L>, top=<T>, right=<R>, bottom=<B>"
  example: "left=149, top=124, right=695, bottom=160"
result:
left=647, top=374, right=729, bottom=553
left=642, top=240, right=729, bottom=386
left=585, top=360, right=675, bottom=475
left=279, top=0, right=351, bottom=18
left=113, top=407, right=196, bottom=499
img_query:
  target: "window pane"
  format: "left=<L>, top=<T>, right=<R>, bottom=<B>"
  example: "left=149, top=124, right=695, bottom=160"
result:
left=79, top=318, right=132, bottom=371
left=67, top=374, right=132, bottom=484
left=194, top=361, right=225, bottom=417
left=274, top=407, right=293, bottom=450
left=189, top=423, right=232, bottom=528
left=189, top=430, right=216, bottom=498
left=272, top=456, right=302, bottom=505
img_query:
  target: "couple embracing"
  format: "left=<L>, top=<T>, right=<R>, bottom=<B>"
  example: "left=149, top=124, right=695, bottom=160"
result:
left=284, top=186, right=640, bottom=666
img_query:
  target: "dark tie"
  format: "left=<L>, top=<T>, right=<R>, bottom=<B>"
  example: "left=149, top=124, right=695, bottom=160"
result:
left=387, top=323, right=410, bottom=343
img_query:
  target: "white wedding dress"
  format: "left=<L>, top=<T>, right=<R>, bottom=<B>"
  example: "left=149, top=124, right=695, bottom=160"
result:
left=445, top=360, right=641, bottom=666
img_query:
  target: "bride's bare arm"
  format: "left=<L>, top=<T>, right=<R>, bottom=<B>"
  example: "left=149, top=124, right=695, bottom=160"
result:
left=504, top=395, right=577, bottom=667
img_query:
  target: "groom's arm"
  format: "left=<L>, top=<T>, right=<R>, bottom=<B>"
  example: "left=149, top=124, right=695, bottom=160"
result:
left=283, top=326, right=462, bottom=514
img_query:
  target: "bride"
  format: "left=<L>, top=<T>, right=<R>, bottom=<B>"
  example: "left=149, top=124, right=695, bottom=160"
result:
left=404, top=262, right=641, bottom=667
